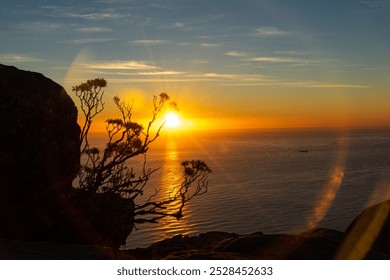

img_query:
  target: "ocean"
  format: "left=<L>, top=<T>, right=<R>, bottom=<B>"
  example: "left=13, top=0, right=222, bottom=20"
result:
left=88, top=128, right=390, bottom=249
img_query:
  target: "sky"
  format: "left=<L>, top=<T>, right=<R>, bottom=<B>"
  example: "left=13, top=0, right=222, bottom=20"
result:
left=1, top=0, right=390, bottom=130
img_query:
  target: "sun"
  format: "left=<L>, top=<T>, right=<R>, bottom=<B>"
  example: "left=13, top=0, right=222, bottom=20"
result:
left=165, top=112, right=181, bottom=128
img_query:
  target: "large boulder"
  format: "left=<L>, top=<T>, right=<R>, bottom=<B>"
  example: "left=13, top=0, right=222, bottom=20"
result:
left=0, top=64, right=80, bottom=241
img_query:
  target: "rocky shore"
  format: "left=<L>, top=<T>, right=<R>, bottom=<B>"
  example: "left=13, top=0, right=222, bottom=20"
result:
left=122, top=225, right=389, bottom=260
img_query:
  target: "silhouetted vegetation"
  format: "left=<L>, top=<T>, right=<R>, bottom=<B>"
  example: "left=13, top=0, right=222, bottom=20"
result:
left=72, top=78, right=211, bottom=224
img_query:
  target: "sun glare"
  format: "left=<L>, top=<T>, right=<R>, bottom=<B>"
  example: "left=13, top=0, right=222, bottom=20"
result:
left=165, top=112, right=181, bottom=128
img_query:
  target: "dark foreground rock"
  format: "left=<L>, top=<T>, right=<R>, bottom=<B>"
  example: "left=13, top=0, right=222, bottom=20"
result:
left=0, top=64, right=134, bottom=248
left=0, top=64, right=80, bottom=241
left=0, top=238, right=114, bottom=260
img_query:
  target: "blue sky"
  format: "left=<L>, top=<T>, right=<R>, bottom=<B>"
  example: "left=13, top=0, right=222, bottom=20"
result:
left=1, top=0, right=390, bottom=129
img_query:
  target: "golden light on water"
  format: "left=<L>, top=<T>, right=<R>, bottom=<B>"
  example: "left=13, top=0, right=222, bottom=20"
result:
left=154, top=136, right=196, bottom=242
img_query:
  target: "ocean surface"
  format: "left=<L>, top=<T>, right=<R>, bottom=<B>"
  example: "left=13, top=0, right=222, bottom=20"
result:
left=89, top=128, right=390, bottom=249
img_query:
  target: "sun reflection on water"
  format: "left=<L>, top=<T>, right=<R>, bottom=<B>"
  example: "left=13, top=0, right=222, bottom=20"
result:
left=153, top=135, right=198, bottom=242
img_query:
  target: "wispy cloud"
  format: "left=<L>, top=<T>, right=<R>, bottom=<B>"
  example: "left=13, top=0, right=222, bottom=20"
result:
left=69, top=12, right=125, bottom=20
left=137, top=71, right=184, bottom=75
left=191, top=59, right=208, bottom=64
left=87, top=68, right=270, bottom=84
left=247, top=57, right=306, bottom=63
left=185, top=72, right=269, bottom=82
left=179, top=42, right=193, bottom=46
left=253, top=27, right=290, bottom=36
left=82, top=60, right=158, bottom=70
left=65, top=38, right=115, bottom=44
left=274, top=50, right=311, bottom=56
left=225, top=51, right=249, bottom=57
left=131, top=40, right=171, bottom=45
left=175, top=21, right=185, bottom=28
left=75, top=63, right=368, bottom=89
left=0, top=54, right=41, bottom=63
left=290, top=82, right=369, bottom=88
left=41, top=6, right=125, bottom=20
left=201, top=43, right=220, bottom=48
left=220, top=81, right=368, bottom=88
left=75, top=27, right=113, bottom=33
left=18, top=22, right=63, bottom=32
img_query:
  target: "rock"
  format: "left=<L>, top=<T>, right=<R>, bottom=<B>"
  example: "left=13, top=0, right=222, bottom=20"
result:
left=163, top=250, right=251, bottom=260
left=67, top=191, right=135, bottom=248
left=0, top=64, right=80, bottom=241
left=148, top=235, right=195, bottom=259
left=0, top=238, right=114, bottom=260
left=0, top=64, right=135, bottom=251
left=188, top=231, right=239, bottom=250
left=123, top=227, right=389, bottom=260
left=215, top=233, right=309, bottom=259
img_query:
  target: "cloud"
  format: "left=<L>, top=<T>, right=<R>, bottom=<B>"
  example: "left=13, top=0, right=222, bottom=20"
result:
left=219, top=81, right=368, bottom=88
left=18, top=22, right=63, bottom=32
left=72, top=63, right=367, bottom=89
left=175, top=21, right=185, bottom=28
left=0, top=54, right=41, bottom=63
left=254, top=27, right=290, bottom=36
left=225, top=51, right=249, bottom=57
left=40, top=5, right=125, bottom=20
left=201, top=43, right=220, bottom=48
left=179, top=42, right=192, bottom=46
left=75, top=27, right=113, bottom=33
left=185, top=72, right=269, bottom=82
left=137, top=71, right=184, bottom=75
left=247, top=57, right=306, bottom=63
left=290, top=82, right=369, bottom=89
left=360, top=0, right=390, bottom=8
left=94, top=70, right=269, bottom=84
left=82, top=60, right=159, bottom=70
left=131, top=40, right=171, bottom=45
left=274, top=50, right=311, bottom=56
left=65, top=38, right=115, bottom=44
left=191, top=59, right=208, bottom=64
left=68, top=12, right=125, bottom=20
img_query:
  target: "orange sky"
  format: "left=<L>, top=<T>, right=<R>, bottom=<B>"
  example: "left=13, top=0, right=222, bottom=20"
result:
left=2, top=1, right=389, bottom=131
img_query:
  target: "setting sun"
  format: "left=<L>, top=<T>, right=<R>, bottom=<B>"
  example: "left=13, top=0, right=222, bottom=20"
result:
left=165, top=112, right=181, bottom=128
